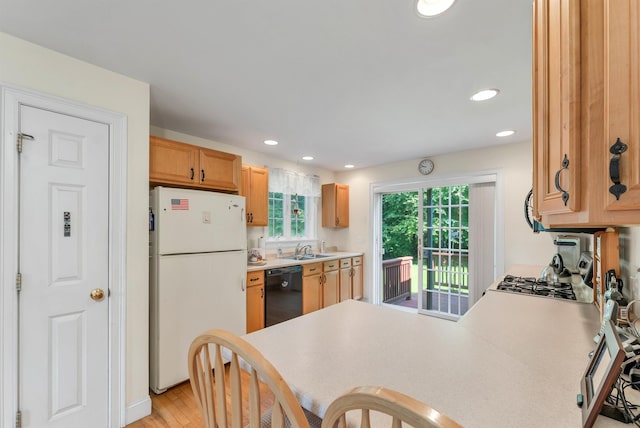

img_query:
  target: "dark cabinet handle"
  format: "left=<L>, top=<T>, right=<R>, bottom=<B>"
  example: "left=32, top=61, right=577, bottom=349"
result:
left=201, top=169, right=205, bottom=182
left=609, top=137, right=628, bottom=200
left=190, top=168, right=195, bottom=180
left=553, top=154, right=570, bottom=206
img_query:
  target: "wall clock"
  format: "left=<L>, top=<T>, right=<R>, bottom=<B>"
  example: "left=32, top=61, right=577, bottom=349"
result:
left=418, top=158, right=434, bottom=175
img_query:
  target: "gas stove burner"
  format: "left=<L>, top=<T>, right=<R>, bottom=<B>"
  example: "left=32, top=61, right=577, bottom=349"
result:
left=497, top=275, right=576, bottom=301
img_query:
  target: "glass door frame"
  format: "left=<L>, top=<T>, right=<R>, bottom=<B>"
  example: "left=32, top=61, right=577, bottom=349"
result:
left=371, top=172, right=504, bottom=314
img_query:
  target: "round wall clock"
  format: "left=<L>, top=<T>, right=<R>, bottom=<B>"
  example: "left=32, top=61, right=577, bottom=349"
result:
left=418, top=158, right=434, bottom=175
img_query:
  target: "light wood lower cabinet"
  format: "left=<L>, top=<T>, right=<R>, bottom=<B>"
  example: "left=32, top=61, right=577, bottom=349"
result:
left=352, top=256, right=363, bottom=300
left=323, top=260, right=339, bottom=307
left=246, top=271, right=265, bottom=333
left=302, top=263, right=323, bottom=314
left=339, top=258, right=353, bottom=301
left=339, top=256, right=363, bottom=301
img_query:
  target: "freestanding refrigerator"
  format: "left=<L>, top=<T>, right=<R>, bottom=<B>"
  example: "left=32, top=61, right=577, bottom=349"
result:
left=149, top=186, right=247, bottom=393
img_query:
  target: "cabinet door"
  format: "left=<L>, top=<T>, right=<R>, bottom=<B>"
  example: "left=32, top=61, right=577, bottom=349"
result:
left=302, top=274, right=322, bottom=314
left=198, top=148, right=241, bottom=192
left=339, top=268, right=352, bottom=302
left=246, top=285, right=264, bottom=333
left=601, top=0, right=640, bottom=212
left=248, top=166, right=269, bottom=226
left=150, top=136, right=198, bottom=186
left=352, top=262, right=363, bottom=300
left=322, top=183, right=350, bottom=228
left=533, top=0, right=581, bottom=215
left=323, top=270, right=339, bottom=307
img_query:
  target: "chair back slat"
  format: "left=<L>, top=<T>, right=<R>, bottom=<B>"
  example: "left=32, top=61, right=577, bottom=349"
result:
left=214, top=344, right=228, bottom=428
left=188, top=329, right=311, bottom=428
left=361, top=409, right=371, bottom=428
left=229, top=353, right=242, bottom=428
left=248, top=368, right=261, bottom=428
left=271, top=399, right=285, bottom=428
left=321, top=386, right=464, bottom=428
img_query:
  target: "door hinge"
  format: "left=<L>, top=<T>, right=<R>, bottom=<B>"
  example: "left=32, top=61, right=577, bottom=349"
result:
left=16, top=410, right=22, bottom=428
left=17, top=133, right=34, bottom=154
left=16, top=272, right=22, bottom=292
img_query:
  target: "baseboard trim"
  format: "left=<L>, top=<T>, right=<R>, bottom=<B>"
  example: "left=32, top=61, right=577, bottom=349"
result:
left=125, top=395, right=152, bottom=425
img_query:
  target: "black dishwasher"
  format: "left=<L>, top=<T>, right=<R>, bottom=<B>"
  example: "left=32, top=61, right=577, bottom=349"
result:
left=265, top=265, right=303, bottom=327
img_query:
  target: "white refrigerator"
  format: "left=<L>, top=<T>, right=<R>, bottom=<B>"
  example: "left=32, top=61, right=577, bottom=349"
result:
left=149, top=186, right=247, bottom=393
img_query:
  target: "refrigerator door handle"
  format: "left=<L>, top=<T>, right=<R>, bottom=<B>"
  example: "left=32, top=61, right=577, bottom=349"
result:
left=241, top=207, right=245, bottom=222
left=241, top=277, right=245, bottom=292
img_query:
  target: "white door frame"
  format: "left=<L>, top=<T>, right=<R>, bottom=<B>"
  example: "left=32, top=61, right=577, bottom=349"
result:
left=370, top=171, right=505, bottom=309
left=0, top=84, right=127, bottom=428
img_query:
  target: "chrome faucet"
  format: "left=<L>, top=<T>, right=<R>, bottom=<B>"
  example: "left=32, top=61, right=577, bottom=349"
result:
left=294, top=243, right=313, bottom=259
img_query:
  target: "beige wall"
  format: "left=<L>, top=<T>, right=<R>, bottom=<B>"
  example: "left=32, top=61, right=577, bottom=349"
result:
left=0, top=32, right=150, bottom=415
left=333, top=141, right=558, bottom=299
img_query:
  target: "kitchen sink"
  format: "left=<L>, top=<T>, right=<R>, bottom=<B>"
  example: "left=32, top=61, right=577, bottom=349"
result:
left=284, top=254, right=332, bottom=261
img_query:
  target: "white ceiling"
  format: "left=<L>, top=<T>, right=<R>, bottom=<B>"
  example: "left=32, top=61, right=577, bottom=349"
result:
left=0, top=0, right=533, bottom=171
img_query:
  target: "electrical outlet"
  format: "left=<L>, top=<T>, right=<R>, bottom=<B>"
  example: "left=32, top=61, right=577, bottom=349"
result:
left=202, top=211, right=211, bottom=224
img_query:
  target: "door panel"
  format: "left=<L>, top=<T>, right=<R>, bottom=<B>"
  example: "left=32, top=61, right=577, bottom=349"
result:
left=19, top=105, right=109, bottom=427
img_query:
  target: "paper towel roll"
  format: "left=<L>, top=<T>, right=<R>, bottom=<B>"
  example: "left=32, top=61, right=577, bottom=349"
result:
left=258, top=237, right=266, bottom=259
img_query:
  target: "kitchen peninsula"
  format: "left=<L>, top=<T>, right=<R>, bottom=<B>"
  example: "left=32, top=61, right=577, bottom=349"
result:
left=243, top=265, right=626, bottom=427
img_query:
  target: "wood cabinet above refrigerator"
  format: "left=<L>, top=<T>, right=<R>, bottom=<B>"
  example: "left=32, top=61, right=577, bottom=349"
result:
left=150, top=135, right=241, bottom=194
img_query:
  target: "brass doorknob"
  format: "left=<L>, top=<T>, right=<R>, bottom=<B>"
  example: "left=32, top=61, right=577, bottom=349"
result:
left=90, top=288, right=105, bottom=301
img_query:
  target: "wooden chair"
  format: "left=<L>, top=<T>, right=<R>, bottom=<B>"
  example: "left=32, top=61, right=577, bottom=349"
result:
left=188, top=329, right=318, bottom=428
left=321, top=386, right=463, bottom=428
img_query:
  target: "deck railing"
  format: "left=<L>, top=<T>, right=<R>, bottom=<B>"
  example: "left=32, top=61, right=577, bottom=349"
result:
left=382, top=256, right=413, bottom=303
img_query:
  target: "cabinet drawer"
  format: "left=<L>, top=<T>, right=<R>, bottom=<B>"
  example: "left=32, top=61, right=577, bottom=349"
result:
left=303, top=263, right=322, bottom=276
left=352, top=256, right=362, bottom=266
left=340, top=258, right=351, bottom=269
left=247, top=270, right=264, bottom=287
left=324, top=260, right=339, bottom=271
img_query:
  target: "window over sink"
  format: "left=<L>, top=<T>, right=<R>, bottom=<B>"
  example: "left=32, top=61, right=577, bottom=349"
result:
left=267, top=168, right=320, bottom=241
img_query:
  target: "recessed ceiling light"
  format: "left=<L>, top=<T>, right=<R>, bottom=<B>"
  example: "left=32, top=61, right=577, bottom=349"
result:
left=470, top=89, right=500, bottom=101
left=344, top=164, right=355, bottom=169
left=496, top=130, right=515, bottom=137
left=264, top=139, right=278, bottom=146
left=302, top=156, right=314, bottom=161
left=416, top=0, right=456, bottom=17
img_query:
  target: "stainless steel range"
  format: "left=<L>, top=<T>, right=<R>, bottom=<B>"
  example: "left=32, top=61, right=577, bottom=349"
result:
left=497, top=275, right=577, bottom=301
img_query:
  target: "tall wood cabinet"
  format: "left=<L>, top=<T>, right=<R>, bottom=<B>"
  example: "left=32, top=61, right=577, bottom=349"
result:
left=533, top=0, right=640, bottom=227
left=150, top=136, right=242, bottom=193
left=241, top=165, right=268, bottom=226
left=322, top=183, right=349, bottom=227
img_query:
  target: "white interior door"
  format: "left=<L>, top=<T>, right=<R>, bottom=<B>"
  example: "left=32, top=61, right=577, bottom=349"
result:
left=19, top=105, right=110, bottom=427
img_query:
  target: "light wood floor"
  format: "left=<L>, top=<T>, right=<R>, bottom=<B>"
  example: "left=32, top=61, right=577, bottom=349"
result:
left=126, top=368, right=275, bottom=428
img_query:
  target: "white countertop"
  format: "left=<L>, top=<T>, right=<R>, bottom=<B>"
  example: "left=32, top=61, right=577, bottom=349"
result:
left=243, top=264, right=629, bottom=427
left=247, top=251, right=363, bottom=272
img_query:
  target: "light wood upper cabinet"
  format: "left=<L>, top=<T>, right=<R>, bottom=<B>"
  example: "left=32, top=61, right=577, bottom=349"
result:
left=533, top=0, right=581, bottom=216
left=533, top=0, right=640, bottom=226
left=322, top=183, right=349, bottom=228
left=241, top=165, right=268, bottom=226
left=198, top=148, right=242, bottom=192
left=150, top=136, right=199, bottom=186
left=149, top=136, right=241, bottom=193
